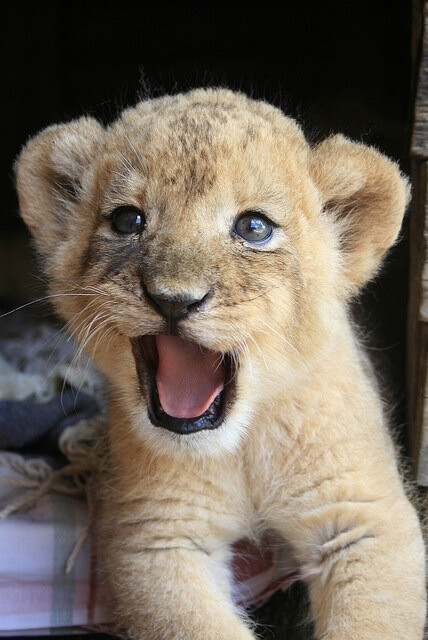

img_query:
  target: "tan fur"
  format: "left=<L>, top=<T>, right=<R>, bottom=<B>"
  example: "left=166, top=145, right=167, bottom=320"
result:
left=15, top=89, right=425, bottom=639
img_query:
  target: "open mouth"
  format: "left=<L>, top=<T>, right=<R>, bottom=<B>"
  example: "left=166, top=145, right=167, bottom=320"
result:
left=131, top=335, right=236, bottom=435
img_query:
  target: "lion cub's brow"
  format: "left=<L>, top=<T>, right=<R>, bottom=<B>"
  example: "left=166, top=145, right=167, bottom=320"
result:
left=97, top=98, right=307, bottom=219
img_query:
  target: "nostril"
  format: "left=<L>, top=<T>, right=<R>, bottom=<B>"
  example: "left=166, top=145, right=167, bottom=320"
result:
left=189, top=289, right=213, bottom=312
left=144, top=286, right=212, bottom=322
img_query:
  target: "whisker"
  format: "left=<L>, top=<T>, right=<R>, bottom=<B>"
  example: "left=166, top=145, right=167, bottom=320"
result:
left=257, top=318, right=301, bottom=358
left=247, top=333, right=269, bottom=372
left=0, top=289, right=110, bottom=320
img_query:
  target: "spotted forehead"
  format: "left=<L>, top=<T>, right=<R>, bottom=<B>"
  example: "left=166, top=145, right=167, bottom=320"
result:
left=100, top=93, right=307, bottom=208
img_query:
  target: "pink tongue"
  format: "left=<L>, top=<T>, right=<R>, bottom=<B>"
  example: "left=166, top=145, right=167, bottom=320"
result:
left=155, top=335, right=225, bottom=419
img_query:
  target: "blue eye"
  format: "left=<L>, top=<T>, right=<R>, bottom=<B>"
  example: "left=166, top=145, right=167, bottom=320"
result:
left=234, top=212, right=273, bottom=244
left=110, top=206, right=144, bottom=234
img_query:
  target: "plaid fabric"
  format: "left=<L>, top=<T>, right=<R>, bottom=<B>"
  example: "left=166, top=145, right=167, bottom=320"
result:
left=0, top=462, right=109, bottom=635
left=0, top=462, right=298, bottom=636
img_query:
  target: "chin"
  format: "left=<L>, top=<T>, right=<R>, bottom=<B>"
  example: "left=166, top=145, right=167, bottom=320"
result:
left=132, top=406, right=254, bottom=459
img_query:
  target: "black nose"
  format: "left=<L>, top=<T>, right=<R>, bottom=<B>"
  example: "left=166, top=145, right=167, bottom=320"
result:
left=145, top=288, right=211, bottom=328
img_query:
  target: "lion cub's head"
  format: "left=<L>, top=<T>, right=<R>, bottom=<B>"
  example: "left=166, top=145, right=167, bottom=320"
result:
left=15, top=89, right=409, bottom=456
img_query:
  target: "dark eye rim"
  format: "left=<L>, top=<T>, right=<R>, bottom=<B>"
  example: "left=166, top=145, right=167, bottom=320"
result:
left=233, top=211, right=276, bottom=245
left=109, top=205, right=145, bottom=235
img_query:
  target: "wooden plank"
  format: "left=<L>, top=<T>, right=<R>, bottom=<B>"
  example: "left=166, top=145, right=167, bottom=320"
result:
left=412, top=1, right=428, bottom=158
left=416, top=323, right=428, bottom=484
left=419, top=167, right=428, bottom=321
left=409, top=1, right=428, bottom=484
left=408, top=162, right=428, bottom=484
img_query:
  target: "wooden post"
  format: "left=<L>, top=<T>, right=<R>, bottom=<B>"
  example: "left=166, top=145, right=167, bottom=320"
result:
left=408, top=1, right=428, bottom=484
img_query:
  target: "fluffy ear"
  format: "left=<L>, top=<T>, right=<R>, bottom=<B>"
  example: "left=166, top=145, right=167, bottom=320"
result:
left=309, top=135, right=410, bottom=295
left=15, top=117, right=104, bottom=258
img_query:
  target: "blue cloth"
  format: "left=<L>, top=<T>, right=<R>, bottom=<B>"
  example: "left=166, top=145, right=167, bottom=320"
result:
left=0, top=390, right=99, bottom=456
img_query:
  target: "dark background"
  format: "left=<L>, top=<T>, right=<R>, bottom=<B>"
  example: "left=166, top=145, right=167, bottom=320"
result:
left=0, top=2, right=419, bottom=638
left=1, top=0, right=414, bottom=228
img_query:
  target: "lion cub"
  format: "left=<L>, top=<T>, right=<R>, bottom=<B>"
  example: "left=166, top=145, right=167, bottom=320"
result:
left=16, top=89, right=426, bottom=639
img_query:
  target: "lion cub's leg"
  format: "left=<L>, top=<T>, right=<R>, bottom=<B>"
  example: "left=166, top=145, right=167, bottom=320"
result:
left=99, top=432, right=255, bottom=640
left=267, top=437, right=426, bottom=639
left=104, top=544, right=254, bottom=640
left=307, top=497, right=425, bottom=640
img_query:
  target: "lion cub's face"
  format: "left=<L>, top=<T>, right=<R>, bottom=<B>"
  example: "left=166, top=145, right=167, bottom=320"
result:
left=15, top=89, right=408, bottom=456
